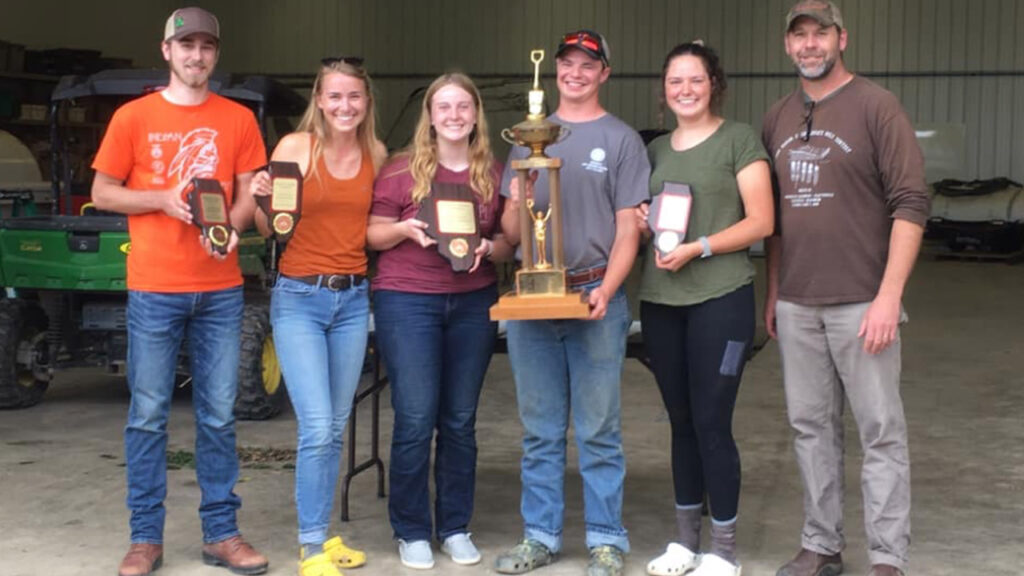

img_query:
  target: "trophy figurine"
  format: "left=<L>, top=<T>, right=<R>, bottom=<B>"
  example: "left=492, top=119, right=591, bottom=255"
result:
left=489, top=50, right=589, bottom=320
left=527, top=198, right=552, bottom=270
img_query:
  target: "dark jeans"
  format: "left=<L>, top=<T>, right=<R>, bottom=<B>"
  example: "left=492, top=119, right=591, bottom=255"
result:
left=640, top=283, right=754, bottom=522
left=373, top=285, right=498, bottom=541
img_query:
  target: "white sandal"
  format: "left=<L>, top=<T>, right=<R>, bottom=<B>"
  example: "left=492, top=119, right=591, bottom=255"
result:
left=647, top=543, right=699, bottom=576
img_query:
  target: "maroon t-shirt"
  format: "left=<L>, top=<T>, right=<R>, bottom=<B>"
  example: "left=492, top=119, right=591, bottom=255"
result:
left=371, top=156, right=503, bottom=294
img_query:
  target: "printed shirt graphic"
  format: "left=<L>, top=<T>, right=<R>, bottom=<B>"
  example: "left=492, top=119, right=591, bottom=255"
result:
left=762, top=76, right=929, bottom=305
left=93, top=92, right=266, bottom=292
left=168, top=127, right=221, bottom=183
left=782, top=141, right=839, bottom=208
left=582, top=147, right=609, bottom=173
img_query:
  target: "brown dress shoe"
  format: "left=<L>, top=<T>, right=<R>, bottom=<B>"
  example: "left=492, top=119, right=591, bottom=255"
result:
left=868, top=564, right=904, bottom=576
left=118, top=543, right=163, bottom=576
left=201, top=535, right=269, bottom=575
left=776, top=548, right=844, bottom=576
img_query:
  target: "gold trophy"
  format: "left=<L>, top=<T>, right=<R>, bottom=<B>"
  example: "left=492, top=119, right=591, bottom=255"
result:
left=489, top=50, right=589, bottom=320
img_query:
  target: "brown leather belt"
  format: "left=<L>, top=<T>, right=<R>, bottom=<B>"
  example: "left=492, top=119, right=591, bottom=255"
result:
left=284, top=274, right=366, bottom=291
left=566, top=266, right=606, bottom=288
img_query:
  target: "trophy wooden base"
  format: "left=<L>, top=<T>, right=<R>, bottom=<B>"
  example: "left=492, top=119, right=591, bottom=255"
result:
left=489, top=291, right=590, bottom=321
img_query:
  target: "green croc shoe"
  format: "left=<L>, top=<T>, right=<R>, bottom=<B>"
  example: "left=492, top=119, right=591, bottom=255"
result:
left=587, top=545, right=625, bottom=576
left=495, top=539, right=557, bottom=574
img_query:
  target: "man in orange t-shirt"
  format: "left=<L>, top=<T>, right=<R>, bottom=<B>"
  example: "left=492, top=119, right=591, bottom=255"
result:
left=90, top=7, right=268, bottom=576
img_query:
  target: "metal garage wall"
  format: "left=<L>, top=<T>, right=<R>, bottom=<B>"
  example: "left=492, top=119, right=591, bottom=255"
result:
left=3, top=1, right=1023, bottom=180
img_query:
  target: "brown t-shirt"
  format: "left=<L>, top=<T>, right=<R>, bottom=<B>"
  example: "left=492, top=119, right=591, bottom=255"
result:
left=762, top=76, right=930, bottom=305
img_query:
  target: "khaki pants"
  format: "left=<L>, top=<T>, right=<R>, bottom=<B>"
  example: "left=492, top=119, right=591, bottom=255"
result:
left=776, top=299, right=911, bottom=572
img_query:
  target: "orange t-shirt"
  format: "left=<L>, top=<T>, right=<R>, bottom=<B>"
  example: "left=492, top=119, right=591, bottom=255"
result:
left=92, top=92, right=266, bottom=292
left=278, top=149, right=374, bottom=276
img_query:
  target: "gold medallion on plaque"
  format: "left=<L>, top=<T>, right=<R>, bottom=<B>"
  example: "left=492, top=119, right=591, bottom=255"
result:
left=272, top=212, right=295, bottom=236
left=449, top=238, right=470, bottom=258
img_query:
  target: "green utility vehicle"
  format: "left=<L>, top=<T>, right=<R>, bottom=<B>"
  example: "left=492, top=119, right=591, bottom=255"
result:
left=0, top=70, right=306, bottom=419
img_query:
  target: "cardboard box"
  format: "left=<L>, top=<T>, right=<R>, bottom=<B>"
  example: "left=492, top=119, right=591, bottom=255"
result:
left=67, top=106, right=87, bottom=123
left=19, top=104, right=47, bottom=121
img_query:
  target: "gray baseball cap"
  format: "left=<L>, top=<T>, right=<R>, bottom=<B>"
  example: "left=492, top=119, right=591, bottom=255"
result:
left=164, top=7, right=220, bottom=42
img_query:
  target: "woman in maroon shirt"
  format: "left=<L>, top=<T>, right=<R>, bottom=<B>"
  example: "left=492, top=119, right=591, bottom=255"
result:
left=367, top=73, right=512, bottom=569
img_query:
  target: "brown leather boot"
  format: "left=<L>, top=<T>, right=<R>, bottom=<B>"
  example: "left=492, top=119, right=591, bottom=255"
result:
left=201, top=535, right=269, bottom=575
left=118, top=543, right=163, bottom=576
left=867, top=564, right=904, bottom=576
left=776, top=548, right=843, bottom=576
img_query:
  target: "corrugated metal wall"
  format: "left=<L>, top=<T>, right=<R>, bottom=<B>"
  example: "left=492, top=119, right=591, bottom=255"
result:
left=4, top=0, right=1023, bottom=180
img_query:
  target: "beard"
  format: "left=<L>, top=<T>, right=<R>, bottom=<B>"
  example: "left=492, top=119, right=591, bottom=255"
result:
left=793, top=52, right=838, bottom=80
left=170, top=60, right=211, bottom=89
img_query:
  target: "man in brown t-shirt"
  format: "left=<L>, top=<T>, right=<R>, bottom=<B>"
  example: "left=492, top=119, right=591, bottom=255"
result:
left=761, top=3, right=930, bottom=576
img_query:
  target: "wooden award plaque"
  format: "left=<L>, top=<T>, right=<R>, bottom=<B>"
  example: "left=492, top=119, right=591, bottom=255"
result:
left=187, top=178, right=232, bottom=255
left=417, top=182, right=481, bottom=272
left=648, top=182, right=693, bottom=257
left=257, top=161, right=303, bottom=242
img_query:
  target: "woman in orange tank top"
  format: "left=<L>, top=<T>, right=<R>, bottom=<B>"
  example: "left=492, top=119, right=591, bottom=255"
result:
left=248, top=57, right=387, bottom=576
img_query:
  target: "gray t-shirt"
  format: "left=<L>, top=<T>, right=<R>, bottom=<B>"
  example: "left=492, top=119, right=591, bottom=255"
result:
left=501, top=113, right=651, bottom=271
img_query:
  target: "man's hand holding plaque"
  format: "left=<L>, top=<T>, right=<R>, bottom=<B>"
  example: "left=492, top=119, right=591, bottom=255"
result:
left=254, top=161, right=303, bottom=242
left=647, top=182, right=693, bottom=258
left=187, top=178, right=233, bottom=256
left=416, top=182, right=481, bottom=272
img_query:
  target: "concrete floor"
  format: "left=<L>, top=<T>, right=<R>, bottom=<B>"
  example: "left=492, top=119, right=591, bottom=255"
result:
left=1, top=257, right=1022, bottom=576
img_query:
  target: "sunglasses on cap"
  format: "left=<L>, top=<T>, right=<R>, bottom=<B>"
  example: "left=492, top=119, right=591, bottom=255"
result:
left=558, top=30, right=607, bottom=64
left=321, top=56, right=365, bottom=67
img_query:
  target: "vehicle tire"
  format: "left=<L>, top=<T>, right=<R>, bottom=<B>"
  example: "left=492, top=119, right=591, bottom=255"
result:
left=0, top=299, right=49, bottom=409
left=234, top=304, right=286, bottom=420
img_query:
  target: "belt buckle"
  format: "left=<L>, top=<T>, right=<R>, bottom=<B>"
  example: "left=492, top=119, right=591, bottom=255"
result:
left=325, top=274, right=347, bottom=291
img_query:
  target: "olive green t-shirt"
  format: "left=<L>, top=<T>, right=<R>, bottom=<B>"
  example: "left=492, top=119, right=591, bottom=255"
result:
left=638, top=120, right=768, bottom=306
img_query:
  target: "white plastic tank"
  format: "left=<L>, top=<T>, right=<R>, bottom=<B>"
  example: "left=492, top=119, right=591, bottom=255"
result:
left=0, top=129, right=43, bottom=185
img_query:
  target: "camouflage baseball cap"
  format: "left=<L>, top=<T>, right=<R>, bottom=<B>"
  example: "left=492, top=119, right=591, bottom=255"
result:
left=786, top=0, right=844, bottom=31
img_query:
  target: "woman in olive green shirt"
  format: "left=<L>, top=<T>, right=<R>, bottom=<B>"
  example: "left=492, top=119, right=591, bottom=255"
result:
left=638, top=42, right=773, bottom=576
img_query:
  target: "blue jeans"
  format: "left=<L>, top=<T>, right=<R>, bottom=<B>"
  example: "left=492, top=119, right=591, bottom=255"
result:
left=270, top=275, right=369, bottom=546
left=125, top=286, right=243, bottom=544
left=373, top=286, right=498, bottom=542
left=506, top=283, right=631, bottom=553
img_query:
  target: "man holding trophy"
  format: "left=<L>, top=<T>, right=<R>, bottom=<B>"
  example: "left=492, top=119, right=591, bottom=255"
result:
left=495, top=29, right=650, bottom=576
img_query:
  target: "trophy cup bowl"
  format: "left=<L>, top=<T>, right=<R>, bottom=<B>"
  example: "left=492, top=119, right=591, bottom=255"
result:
left=501, top=117, right=567, bottom=159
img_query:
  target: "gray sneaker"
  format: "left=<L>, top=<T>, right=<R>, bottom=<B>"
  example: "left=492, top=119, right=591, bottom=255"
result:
left=586, top=545, right=625, bottom=576
left=495, top=539, right=556, bottom=574
left=442, top=532, right=482, bottom=566
left=398, top=539, right=435, bottom=570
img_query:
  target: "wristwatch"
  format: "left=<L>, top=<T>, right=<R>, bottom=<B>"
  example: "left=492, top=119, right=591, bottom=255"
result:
left=698, top=236, right=713, bottom=259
